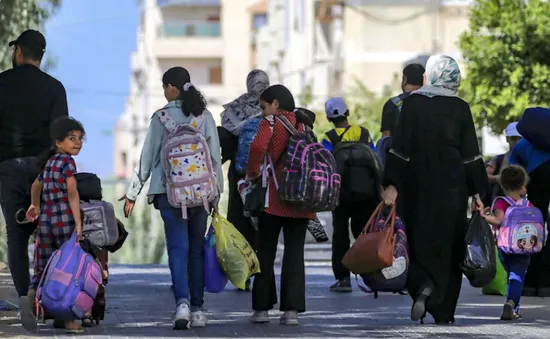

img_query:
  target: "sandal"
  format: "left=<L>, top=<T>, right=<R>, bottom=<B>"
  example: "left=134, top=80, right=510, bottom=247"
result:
left=82, top=317, right=95, bottom=327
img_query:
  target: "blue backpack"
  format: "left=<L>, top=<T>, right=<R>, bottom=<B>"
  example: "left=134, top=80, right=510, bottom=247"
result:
left=235, top=117, right=262, bottom=176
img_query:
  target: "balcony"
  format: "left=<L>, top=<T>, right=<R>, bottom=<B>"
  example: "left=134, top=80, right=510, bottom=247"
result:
left=158, top=22, right=221, bottom=38
left=154, top=22, right=223, bottom=59
left=157, top=0, right=220, bottom=7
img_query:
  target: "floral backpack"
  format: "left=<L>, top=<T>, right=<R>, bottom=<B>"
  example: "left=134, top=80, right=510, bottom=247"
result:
left=156, top=110, right=217, bottom=219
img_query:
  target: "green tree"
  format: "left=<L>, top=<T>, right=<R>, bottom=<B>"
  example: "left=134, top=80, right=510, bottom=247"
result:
left=299, top=78, right=396, bottom=143
left=0, top=0, right=61, bottom=71
left=459, top=0, right=550, bottom=133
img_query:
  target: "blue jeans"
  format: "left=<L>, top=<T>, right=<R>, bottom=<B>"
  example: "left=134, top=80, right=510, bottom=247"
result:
left=155, top=194, right=207, bottom=311
left=499, top=250, right=530, bottom=311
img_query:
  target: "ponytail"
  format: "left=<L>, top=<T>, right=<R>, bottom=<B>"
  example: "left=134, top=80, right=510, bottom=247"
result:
left=37, top=145, right=56, bottom=171
left=178, top=82, right=207, bottom=117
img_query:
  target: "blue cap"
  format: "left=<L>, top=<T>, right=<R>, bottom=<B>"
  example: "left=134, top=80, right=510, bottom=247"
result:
left=505, top=122, right=521, bottom=137
left=325, top=97, right=348, bottom=118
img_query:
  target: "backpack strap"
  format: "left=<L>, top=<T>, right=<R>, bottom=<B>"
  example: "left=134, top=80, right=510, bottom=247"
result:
left=156, top=110, right=178, bottom=133
left=390, top=96, right=404, bottom=113
left=156, top=110, right=204, bottom=133
left=494, top=153, right=506, bottom=174
left=326, top=126, right=352, bottom=147
left=358, top=127, right=372, bottom=144
left=491, top=196, right=516, bottom=213
left=275, top=115, right=299, bottom=135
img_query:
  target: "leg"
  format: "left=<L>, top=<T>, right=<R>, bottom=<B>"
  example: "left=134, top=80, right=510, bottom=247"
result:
left=279, top=217, right=308, bottom=323
left=21, top=217, right=53, bottom=332
left=331, top=204, right=352, bottom=281
left=350, top=200, right=377, bottom=240
left=187, top=207, right=208, bottom=328
left=0, top=158, right=39, bottom=298
left=227, top=164, right=256, bottom=250
left=154, top=195, right=191, bottom=330
left=251, top=213, right=282, bottom=314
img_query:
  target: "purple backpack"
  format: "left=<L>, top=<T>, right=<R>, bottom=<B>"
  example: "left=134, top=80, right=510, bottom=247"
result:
left=275, top=115, right=341, bottom=212
left=359, top=208, right=409, bottom=298
left=492, top=196, right=545, bottom=255
left=36, top=233, right=103, bottom=320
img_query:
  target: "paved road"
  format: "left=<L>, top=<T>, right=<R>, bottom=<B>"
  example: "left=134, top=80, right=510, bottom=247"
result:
left=2, top=264, right=550, bottom=338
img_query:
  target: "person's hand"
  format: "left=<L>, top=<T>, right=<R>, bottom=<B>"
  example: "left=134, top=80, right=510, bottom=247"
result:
left=118, top=195, right=136, bottom=218
left=472, top=194, right=484, bottom=212
left=382, top=185, right=398, bottom=205
left=26, top=204, right=39, bottom=222
left=75, top=223, right=83, bottom=242
left=211, top=195, right=220, bottom=214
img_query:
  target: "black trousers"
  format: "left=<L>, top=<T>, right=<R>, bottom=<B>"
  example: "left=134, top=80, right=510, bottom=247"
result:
left=252, top=213, right=308, bottom=312
left=331, top=199, right=378, bottom=280
left=524, top=160, right=550, bottom=290
left=226, top=163, right=257, bottom=250
left=0, top=157, right=39, bottom=297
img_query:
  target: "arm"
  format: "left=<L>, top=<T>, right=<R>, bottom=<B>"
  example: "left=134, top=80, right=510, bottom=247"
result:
left=51, top=82, right=69, bottom=121
left=205, top=112, right=224, bottom=194
left=126, top=114, right=164, bottom=201
left=63, top=157, right=82, bottom=233
left=30, top=179, right=43, bottom=208
left=383, top=99, right=414, bottom=190
left=321, top=135, right=334, bottom=152
left=483, top=209, right=505, bottom=228
left=486, top=156, right=499, bottom=183
left=380, top=100, right=398, bottom=137
left=247, top=119, right=273, bottom=180
left=460, top=103, right=489, bottom=197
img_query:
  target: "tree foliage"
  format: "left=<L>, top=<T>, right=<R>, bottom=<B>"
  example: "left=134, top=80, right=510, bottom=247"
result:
left=299, top=77, right=398, bottom=144
left=0, top=0, right=61, bottom=72
left=459, top=0, right=550, bottom=133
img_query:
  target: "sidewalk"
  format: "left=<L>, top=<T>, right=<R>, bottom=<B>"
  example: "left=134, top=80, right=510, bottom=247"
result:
left=2, top=264, right=550, bottom=338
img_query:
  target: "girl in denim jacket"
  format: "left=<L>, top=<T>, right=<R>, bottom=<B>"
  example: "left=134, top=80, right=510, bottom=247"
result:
left=120, top=67, right=223, bottom=330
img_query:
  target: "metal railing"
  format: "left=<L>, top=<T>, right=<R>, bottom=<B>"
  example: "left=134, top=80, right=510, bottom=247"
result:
left=157, top=22, right=221, bottom=38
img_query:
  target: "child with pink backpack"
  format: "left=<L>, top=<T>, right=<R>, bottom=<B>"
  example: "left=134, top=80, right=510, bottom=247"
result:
left=482, top=165, right=545, bottom=320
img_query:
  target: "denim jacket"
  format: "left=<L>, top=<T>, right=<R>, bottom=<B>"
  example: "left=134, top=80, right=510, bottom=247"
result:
left=126, top=100, right=224, bottom=202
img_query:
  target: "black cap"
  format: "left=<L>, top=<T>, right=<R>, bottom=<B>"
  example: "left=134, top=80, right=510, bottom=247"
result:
left=8, top=30, right=46, bottom=52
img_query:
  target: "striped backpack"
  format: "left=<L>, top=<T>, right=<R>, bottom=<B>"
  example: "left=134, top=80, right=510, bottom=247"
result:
left=274, top=115, right=341, bottom=212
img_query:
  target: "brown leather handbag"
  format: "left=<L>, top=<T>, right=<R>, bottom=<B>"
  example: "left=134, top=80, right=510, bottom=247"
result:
left=341, top=202, right=396, bottom=274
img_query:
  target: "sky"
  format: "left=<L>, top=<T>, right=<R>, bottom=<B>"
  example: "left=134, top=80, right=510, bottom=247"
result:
left=44, top=0, right=139, bottom=178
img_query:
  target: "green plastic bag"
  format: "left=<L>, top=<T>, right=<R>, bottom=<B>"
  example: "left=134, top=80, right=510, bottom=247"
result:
left=482, top=247, right=507, bottom=296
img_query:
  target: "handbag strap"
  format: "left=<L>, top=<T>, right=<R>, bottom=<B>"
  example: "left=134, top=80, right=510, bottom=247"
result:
left=364, top=202, right=397, bottom=234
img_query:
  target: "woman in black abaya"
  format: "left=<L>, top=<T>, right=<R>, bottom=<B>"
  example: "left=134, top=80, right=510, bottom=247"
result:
left=382, top=55, right=488, bottom=324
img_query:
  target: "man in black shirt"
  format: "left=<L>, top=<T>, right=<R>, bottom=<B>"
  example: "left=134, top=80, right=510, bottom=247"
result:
left=380, top=63, right=425, bottom=137
left=0, top=30, right=68, bottom=313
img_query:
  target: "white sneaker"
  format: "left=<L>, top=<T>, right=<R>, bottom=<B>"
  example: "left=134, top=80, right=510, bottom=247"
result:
left=190, top=310, right=207, bottom=328
left=173, top=303, right=190, bottom=330
left=249, top=310, right=270, bottom=323
left=279, top=311, right=299, bottom=325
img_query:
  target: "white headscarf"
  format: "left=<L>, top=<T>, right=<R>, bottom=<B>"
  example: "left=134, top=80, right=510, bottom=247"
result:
left=221, top=69, right=269, bottom=135
left=412, top=54, right=461, bottom=98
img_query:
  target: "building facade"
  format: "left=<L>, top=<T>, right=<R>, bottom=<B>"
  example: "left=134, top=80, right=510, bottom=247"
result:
left=114, top=0, right=266, bottom=180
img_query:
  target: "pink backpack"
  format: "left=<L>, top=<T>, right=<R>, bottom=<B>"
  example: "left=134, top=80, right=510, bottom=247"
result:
left=156, top=110, right=217, bottom=219
left=492, top=196, right=545, bottom=255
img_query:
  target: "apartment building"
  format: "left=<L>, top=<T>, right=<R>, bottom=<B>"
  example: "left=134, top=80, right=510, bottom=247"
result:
left=114, top=0, right=266, bottom=180
left=255, top=0, right=506, bottom=155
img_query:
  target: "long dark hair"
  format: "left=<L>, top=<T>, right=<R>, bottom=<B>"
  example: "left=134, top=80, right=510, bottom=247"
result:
left=259, top=84, right=296, bottom=112
left=162, top=67, right=207, bottom=117
left=37, top=117, right=86, bottom=170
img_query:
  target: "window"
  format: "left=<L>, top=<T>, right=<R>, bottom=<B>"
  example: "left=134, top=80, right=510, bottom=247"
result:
left=209, top=66, right=222, bottom=84
left=253, top=14, right=267, bottom=31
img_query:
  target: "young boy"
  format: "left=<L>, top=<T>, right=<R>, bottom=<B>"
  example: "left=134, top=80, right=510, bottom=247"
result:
left=322, top=97, right=380, bottom=292
left=482, top=165, right=535, bottom=320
